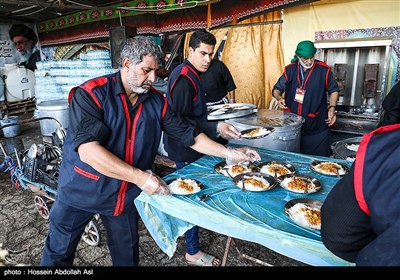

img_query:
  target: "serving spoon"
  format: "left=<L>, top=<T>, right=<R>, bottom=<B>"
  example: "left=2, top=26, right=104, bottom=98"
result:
left=200, top=188, right=228, bottom=201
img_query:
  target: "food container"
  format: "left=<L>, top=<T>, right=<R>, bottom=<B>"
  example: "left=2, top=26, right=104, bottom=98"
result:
left=207, top=103, right=257, bottom=121
left=331, top=136, right=363, bottom=161
left=35, top=99, right=69, bottom=136
left=227, top=109, right=304, bottom=152
left=0, top=116, right=21, bottom=138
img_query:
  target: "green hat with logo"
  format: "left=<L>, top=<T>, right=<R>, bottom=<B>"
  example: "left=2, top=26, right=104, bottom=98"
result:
left=291, top=40, right=317, bottom=62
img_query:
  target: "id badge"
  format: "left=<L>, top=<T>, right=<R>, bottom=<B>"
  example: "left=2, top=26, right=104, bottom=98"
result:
left=295, top=88, right=305, bottom=104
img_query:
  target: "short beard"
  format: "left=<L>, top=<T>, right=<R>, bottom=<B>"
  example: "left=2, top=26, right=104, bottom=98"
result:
left=132, top=86, right=149, bottom=95
left=128, top=70, right=151, bottom=94
left=127, top=78, right=150, bottom=95
left=298, top=56, right=314, bottom=70
left=20, top=48, right=33, bottom=63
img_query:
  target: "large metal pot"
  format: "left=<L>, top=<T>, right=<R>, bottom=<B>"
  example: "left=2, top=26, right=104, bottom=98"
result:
left=35, top=99, right=69, bottom=136
left=227, top=109, right=304, bottom=152
left=331, top=136, right=363, bottom=161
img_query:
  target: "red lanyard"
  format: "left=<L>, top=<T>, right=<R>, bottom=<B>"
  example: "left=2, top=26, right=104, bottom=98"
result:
left=296, top=63, right=315, bottom=90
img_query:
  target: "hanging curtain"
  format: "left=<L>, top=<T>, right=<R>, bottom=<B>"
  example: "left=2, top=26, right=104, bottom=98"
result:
left=210, top=29, right=228, bottom=58
left=182, top=11, right=284, bottom=109
left=219, top=12, right=284, bottom=109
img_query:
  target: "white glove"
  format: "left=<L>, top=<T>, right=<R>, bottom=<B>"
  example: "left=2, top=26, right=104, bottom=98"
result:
left=217, top=122, right=241, bottom=139
left=225, top=147, right=261, bottom=165
left=141, top=170, right=170, bottom=195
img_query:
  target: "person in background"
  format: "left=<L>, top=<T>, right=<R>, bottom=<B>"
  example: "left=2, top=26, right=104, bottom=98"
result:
left=9, top=24, right=42, bottom=71
left=152, top=52, right=172, bottom=95
left=377, top=80, right=400, bottom=127
left=202, top=58, right=237, bottom=106
left=202, top=58, right=237, bottom=145
left=40, top=36, right=260, bottom=266
left=321, top=123, right=400, bottom=266
left=272, top=40, right=339, bottom=157
left=155, top=52, right=172, bottom=80
left=163, top=30, right=244, bottom=266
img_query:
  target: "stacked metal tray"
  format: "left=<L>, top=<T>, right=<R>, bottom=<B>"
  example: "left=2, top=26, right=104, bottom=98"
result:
left=207, top=103, right=257, bottom=120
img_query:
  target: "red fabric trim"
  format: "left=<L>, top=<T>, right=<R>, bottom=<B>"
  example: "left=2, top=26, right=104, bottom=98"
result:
left=68, top=87, right=77, bottom=104
left=120, top=95, right=131, bottom=163
left=325, top=67, right=330, bottom=90
left=295, top=63, right=316, bottom=117
left=297, top=103, right=302, bottom=116
left=113, top=95, right=134, bottom=216
left=161, top=96, right=168, bottom=119
left=353, top=132, right=370, bottom=215
left=79, top=78, right=109, bottom=109
left=307, top=112, right=318, bottom=117
left=354, top=123, right=400, bottom=215
left=73, top=166, right=100, bottom=181
left=182, top=65, right=200, bottom=102
left=131, top=103, right=143, bottom=166
left=113, top=182, right=128, bottom=216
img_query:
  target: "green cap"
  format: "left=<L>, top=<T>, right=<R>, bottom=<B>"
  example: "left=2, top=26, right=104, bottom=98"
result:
left=291, top=40, right=317, bottom=62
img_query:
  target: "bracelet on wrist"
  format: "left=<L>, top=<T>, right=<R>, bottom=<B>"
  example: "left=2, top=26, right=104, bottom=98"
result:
left=328, top=105, right=336, bottom=110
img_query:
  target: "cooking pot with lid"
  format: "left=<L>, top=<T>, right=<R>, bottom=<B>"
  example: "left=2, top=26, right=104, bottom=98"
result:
left=227, top=109, right=304, bottom=152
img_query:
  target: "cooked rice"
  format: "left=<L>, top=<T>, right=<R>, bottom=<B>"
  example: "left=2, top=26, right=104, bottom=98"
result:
left=260, top=164, right=290, bottom=177
left=315, top=162, right=345, bottom=175
left=238, top=175, right=270, bottom=191
left=168, top=178, right=200, bottom=195
left=281, top=177, right=317, bottom=193
left=288, top=203, right=321, bottom=230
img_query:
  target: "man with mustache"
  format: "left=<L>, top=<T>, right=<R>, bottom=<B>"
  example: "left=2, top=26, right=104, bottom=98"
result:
left=272, top=40, right=339, bottom=157
left=40, top=36, right=260, bottom=266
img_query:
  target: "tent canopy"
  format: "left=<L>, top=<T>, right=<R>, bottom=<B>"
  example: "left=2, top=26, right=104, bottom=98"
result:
left=0, top=0, right=315, bottom=46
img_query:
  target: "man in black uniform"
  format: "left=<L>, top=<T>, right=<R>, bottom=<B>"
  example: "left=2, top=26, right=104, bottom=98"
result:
left=321, top=123, right=400, bottom=266
left=202, top=58, right=237, bottom=105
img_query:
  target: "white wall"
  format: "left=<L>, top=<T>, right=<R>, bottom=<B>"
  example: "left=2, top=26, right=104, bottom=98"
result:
left=282, top=0, right=400, bottom=64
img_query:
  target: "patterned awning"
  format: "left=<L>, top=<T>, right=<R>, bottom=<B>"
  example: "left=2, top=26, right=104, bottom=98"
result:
left=38, top=0, right=310, bottom=46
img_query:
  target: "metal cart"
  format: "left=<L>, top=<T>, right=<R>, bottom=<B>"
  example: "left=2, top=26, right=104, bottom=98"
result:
left=0, top=117, right=101, bottom=246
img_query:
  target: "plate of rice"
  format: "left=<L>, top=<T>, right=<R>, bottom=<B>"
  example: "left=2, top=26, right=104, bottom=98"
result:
left=257, top=161, right=295, bottom=178
left=278, top=174, right=321, bottom=194
left=214, top=161, right=257, bottom=178
left=284, top=198, right=322, bottom=230
left=233, top=172, right=277, bottom=192
left=310, top=160, right=349, bottom=176
left=166, top=178, right=203, bottom=195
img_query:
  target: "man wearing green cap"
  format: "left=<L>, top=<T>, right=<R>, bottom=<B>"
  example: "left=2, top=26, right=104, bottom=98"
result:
left=272, top=40, right=339, bottom=156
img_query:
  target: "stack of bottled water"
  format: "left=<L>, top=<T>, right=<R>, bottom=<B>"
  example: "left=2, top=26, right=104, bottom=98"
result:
left=35, top=49, right=115, bottom=103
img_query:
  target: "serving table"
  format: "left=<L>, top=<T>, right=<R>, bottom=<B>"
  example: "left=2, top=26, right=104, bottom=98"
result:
left=134, top=145, right=354, bottom=266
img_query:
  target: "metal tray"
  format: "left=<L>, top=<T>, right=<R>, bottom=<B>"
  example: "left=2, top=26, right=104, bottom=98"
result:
left=232, top=172, right=277, bottom=192
left=214, top=160, right=258, bottom=178
left=240, top=127, right=275, bottom=139
left=256, top=161, right=296, bottom=178
left=277, top=174, right=321, bottom=194
left=310, top=160, right=349, bottom=177
left=284, top=198, right=322, bottom=230
left=207, top=103, right=257, bottom=120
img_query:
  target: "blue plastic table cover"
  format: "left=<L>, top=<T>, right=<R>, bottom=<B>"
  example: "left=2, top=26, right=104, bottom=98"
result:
left=134, top=146, right=354, bottom=266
